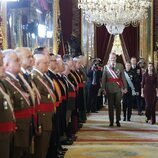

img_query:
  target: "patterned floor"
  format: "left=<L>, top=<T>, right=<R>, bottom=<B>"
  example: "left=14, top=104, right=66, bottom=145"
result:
left=65, top=107, right=158, bottom=158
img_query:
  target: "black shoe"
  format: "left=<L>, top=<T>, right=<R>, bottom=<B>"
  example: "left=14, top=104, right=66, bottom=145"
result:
left=123, top=118, right=126, bottom=121
left=70, top=135, right=77, bottom=141
left=57, top=150, right=65, bottom=156
left=127, top=119, right=131, bottom=121
left=138, top=112, right=143, bottom=116
left=59, top=146, right=68, bottom=152
left=109, top=123, right=113, bottom=127
left=57, top=154, right=64, bottom=158
left=145, top=119, right=149, bottom=123
left=78, top=123, right=83, bottom=128
left=91, top=111, right=98, bottom=113
left=116, top=122, right=121, bottom=127
left=61, top=139, right=73, bottom=145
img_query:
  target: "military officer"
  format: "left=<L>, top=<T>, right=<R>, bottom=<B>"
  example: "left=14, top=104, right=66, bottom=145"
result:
left=32, top=54, right=56, bottom=158
left=15, top=47, right=41, bottom=155
left=0, top=51, right=15, bottom=158
left=3, top=49, right=32, bottom=158
left=102, top=52, right=127, bottom=127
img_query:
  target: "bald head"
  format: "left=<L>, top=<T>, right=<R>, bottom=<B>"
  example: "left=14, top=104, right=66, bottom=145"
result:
left=56, top=57, right=65, bottom=73
left=3, top=49, right=21, bottom=75
left=73, top=57, right=81, bottom=69
left=15, top=47, right=34, bottom=69
left=79, top=55, right=87, bottom=66
left=34, top=54, right=49, bottom=73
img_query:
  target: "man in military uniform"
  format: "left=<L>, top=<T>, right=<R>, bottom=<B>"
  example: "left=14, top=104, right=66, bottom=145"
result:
left=102, top=52, right=127, bottom=127
left=3, top=49, right=32, bottom=158
left=32, top=53, right=56, bottom=158
left=0, top=51, right=15, bottom=158
left=15, top=47, right=41, bottom=156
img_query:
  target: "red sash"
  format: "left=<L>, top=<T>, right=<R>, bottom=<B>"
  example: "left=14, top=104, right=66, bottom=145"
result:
left=68, top=92, right=76, bottom=98
left=36, top=103, right=55, bottom=112
left=14, top=108, right=33, bottom=119
left=107, top=78, right=123, bottom=88
left=0, top=122, right=16, bottom=132
left=106, top=65, right=123, bottom=88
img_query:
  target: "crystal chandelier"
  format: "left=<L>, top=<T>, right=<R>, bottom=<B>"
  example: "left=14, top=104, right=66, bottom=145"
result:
left=78, top=0, right=151, bottom=35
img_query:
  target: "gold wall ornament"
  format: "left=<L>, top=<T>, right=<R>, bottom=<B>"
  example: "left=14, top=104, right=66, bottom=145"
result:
left=0, top=1, right=7, bottom=49
left=139, top=0, right=153, bottom=63
left=53, top=0, right=60, bottom=54
left=0, top=16, right=3, bottom=49
left=81, top=11, right=95, bottom=58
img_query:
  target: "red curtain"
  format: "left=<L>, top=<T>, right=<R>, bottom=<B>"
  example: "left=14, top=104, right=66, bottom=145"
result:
left=96, top=25, right=114, bottom=64
left=60, top=0, right=72, bottom=41
left=121, top=25, right=139, bottom=59
left=59, top=0, right=73, bottom=56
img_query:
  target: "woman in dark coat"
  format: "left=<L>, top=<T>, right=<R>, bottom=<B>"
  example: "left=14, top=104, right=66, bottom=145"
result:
left=141, top=63, right=158, bottom=124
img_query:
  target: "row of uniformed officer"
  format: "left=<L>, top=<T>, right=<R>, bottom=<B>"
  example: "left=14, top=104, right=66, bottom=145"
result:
left=0, top=47, right=87, bottom=158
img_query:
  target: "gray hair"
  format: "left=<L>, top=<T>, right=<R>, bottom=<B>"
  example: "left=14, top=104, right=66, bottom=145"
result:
left=3, top=49, right=17, bottom=64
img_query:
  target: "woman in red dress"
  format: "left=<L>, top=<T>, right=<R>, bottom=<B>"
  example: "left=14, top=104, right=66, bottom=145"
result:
left=141, top=63, right=158, bottom=124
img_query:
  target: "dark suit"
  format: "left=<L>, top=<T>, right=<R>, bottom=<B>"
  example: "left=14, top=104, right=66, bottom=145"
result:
left=123, top=70, right=134, bottom=121
left=87, top=68, right=102, bottom=112
left=131, top=65, right=142, bottom=114
left=47, top=70, right=65, bottom=157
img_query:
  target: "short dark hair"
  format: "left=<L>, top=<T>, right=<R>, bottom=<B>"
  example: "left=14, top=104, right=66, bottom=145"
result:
left=33, top=47, right=46, bottom=55
left=63, top=54, right=73, bottom=62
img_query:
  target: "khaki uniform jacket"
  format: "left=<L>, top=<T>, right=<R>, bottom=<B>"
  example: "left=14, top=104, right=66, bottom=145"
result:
left=102, top=63, right=127, bottom=93
left=31, top=70, right=54, bottom=132
left=0, top=79, right=15, bottom=158
left=3, top=74, right=31, bottom=148
left=0, top=80, right=15, bottom=129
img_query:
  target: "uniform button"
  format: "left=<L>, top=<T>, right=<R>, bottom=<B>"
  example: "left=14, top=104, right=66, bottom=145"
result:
left=43, top=113, right=45, bottom=116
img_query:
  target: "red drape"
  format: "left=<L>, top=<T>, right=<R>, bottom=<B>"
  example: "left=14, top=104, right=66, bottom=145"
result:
left=59, top=0, right=73, bottom=56
left=96, top=25, right=114, bottom=64
left=121, top=25, right=139, bottom=59
left=60, top=0, right=72, bottom=41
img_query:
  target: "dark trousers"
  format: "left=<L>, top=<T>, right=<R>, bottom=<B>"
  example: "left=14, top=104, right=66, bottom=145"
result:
left=136, top=94, right=142, bottom=113
left=35, top=131, right=51, bottom=158
left=107, top=92, right=122, bottom=124
left=87, top=85, right=99, bottom=112
left=145, top=103, right=156, bottom=123
left=0, top=133, right=14, bottom=158
left=123, top=93, right=132, bottom=120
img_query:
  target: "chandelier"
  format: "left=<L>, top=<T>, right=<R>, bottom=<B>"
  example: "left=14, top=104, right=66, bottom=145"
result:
left=78, top=0, right=151, bottom=35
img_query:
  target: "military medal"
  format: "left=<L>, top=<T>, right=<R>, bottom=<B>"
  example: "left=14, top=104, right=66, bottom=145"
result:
left=3, top=100, right=8, bottom=110
left=48, top=94, right=50, bottom=99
